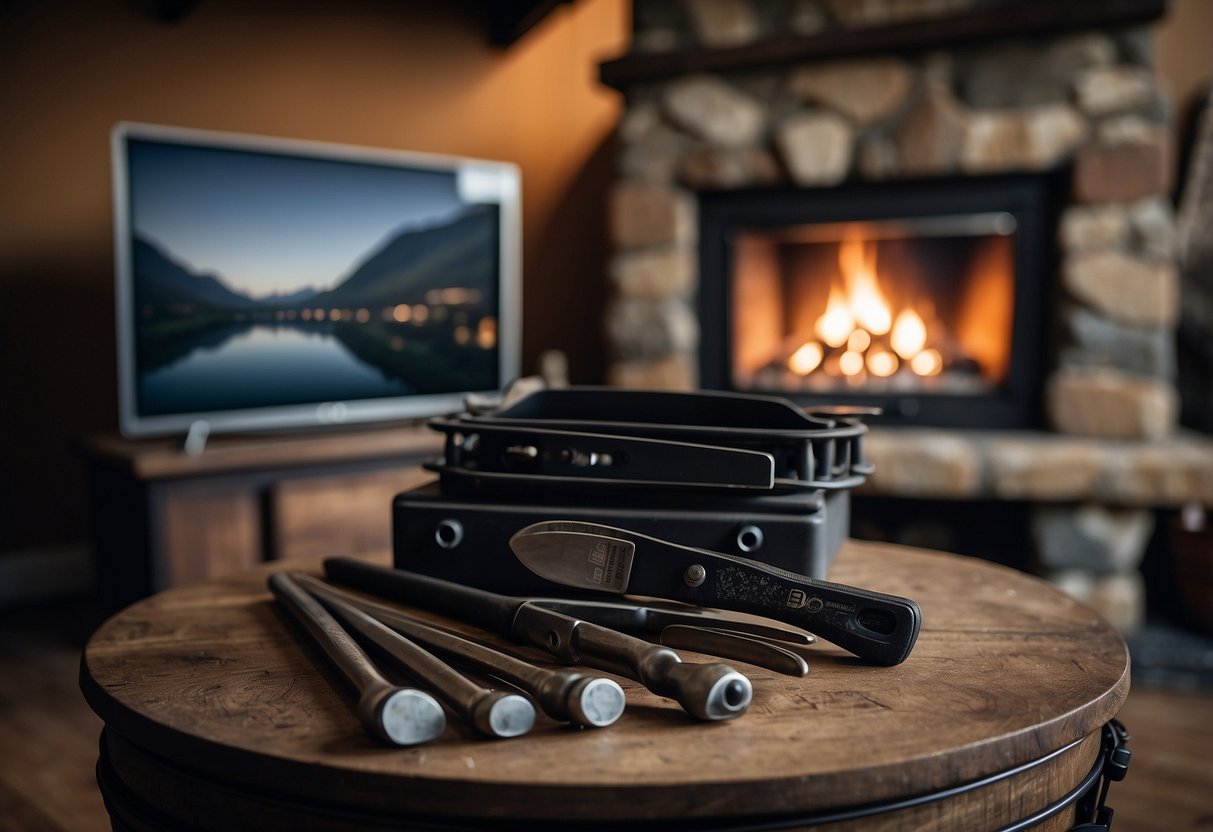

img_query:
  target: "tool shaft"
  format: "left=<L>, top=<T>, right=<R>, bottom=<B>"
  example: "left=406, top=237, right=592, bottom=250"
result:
left=512, top=603, right=752, bottom=722
left=325, top=557, right=517, bottom=632
left=267, top=572, right=445, bottom=746
left=295, top=574, right=535, bottom=739
left=324, top=558, right=751, bottom=722
left=294, top=574, right=624, bottom=727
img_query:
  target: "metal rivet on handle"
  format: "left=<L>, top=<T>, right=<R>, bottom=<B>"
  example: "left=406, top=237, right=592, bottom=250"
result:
left=684, top=564, right=706, bottom=588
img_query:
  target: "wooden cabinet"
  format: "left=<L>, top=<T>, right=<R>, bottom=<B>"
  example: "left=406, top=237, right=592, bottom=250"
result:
left=81, top=425, right=441, bottom=610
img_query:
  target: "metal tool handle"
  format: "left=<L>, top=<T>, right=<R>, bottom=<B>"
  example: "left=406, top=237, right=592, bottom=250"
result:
left=293, top=574, right=625, bottom=728
left=512, top=603, right=752, bottom=722
left=267, top=572, right=446, bottom=746
left=632, top=543, right=921, bottom=667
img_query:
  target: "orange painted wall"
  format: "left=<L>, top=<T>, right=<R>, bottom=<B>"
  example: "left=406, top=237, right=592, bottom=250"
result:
left=0, top=0, right=629, bottom=551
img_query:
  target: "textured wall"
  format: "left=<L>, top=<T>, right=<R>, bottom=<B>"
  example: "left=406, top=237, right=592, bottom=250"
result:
left=0, top=0, right=629, bottom=552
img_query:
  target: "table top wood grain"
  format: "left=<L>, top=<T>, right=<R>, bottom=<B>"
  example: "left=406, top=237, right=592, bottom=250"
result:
left=81, top=540, right=1129, bottom=825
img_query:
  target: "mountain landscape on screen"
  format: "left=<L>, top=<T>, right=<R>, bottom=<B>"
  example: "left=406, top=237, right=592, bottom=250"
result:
left=132, top=204, right=500, bottom=414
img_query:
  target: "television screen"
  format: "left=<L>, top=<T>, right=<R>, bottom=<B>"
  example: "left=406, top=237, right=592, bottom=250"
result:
left=112, top=122, right=520, bottom=438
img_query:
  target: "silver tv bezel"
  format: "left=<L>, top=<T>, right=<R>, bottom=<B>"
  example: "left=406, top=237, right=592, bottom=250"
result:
left=111, top=121, right=521, bottom=439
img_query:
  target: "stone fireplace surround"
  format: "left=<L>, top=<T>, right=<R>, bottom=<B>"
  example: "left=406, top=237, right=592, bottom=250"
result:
left=600, top=0, right=1213, bottom=631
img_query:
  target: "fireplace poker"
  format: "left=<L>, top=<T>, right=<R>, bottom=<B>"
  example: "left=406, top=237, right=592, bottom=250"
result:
left=266, top=572, right=446, bottom=746
left=284, top=572, right=535, bottom=739
left=293, top=573, right=626, bottom=728
left=324, top=558, right=753, bottom=722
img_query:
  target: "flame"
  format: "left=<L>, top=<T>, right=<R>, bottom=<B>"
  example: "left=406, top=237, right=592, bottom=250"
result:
left=839, top=350, right=865, bottom=377
left=814, top=284, right=854, bottom=348
left=867, top=349, right=899, bottom=377
left=788, top=341, right=824, bottom=375
left=840, top=238, right=891, bottom=336
left=911, top=348, right=943, bottom=376
left=748, top=227, right=1000, bottom=386
left=890, top=308, right=927, bottom=359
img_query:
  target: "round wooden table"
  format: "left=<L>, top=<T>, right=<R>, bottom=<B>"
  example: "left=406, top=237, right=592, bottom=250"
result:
left=81, top=541, right=1129, bottom=831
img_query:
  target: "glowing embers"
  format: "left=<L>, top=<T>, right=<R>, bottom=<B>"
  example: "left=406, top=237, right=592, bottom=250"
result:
left=731, top=217, right=1015, bottom=396
left=788, top=237, right=949, bottom=386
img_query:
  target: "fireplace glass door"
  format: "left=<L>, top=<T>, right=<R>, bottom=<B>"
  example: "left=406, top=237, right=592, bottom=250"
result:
left=699, top=175, right=1058, bottom=428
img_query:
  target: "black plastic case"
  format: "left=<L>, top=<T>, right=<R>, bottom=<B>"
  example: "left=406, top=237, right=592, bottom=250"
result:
left=392, top=479, right=847, bottom=595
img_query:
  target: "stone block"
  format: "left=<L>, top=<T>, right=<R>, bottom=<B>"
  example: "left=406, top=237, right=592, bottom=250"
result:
left=605, top=297, right=698, bottom=361
left=1046, top=369, right=1177, bottom=440
left=662, top=75, right=766, bottom=148
left=1088, top=572, right=1146, bottom=633
left=1048, top=569, right=1096, bottom=605
left=897, top=84, right=966, bottom=174
left=1061, top=250, right=1178, bottom=327
left=1095, top=114, right=1165, bottom=146
left=1061, top=306, right=1175, bottom=378
left=1049, top=33, right=1118, bottom=71
left=633, top=29, right=686, bottom=53
left=1074, top=66, right=1158, bottom=116
left=619, top=123, right=695, bottom=183
left=1072, top=137, right=1172, bottom=203
left=1032, top=504, right=1154, bottom=573
left=1117, top=27, right=1155, bottom=67
left=682, top=0, right=759, bottom=48
left=619, top=100, right=662, bottom=146
left=958, top=44, right=1063, bottom=109
left=787, top=58, right=914, bottom=125
left=776, top=110, right=853, bottom=186
left=1103, top=441, right=1213, bottom=506
left=987, top=437, right=1103, bottom=500
left=860, top=429, right=983, bottom=498
left=960, top=104, right=1087, bottom=173
left=1045, top=569, right=1145, bottom=633
left=825, top=0, right=973, bottom=28
left=609, top=181, right=695, bottom=250
left=607, top=354, right=697, bottom=391
left=633, top=0, right=690, bottom=34
left=1058, top=204, right=1129, bottom=252
left=790, top=0, right=828, bottom=35
left=610, top=246, right=695, bottom=301
left=677, top=145, right=783, bottom=189
left=1128, top=196, right=1176, bottom=259
left=858, top=132, right=900, bottom=179
left=957, top=35, right=1113, bottom=109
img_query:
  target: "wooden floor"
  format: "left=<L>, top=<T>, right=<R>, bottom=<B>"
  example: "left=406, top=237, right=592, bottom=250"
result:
left=2, top=597, right=1212, bottom=831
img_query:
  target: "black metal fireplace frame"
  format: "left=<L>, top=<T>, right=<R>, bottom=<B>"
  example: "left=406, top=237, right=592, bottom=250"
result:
left=698, top=171, right=1066, bottom=429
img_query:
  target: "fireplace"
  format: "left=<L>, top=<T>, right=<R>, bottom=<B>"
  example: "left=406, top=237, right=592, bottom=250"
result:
left=594, top=0, right=1213, bottom=637
left=601, top=1, right=1181, bottom=441
left=699, top=174, right=1060, bottom=426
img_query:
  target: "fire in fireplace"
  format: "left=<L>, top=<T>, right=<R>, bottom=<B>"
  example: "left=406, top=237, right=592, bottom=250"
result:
left=699, top=174, right=1061, bottom=428
left=733, top=213, right=1016, bottom=393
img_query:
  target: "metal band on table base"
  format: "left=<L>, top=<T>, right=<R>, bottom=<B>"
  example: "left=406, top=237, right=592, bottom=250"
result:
left=721, top=720, right=1132, bottom=832
left=94, top=722, right=1132, bottom=832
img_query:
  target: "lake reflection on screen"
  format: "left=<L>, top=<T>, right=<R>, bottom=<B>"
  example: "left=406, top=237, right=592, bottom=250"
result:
left=140, top=324, right=410, bottom=414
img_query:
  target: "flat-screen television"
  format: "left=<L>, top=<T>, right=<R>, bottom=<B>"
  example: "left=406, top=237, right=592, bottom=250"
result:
left=112, top=122, right=521, bottom=439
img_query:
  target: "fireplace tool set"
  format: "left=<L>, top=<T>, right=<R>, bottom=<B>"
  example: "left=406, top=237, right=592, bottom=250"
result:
left=270, top=388, right=922, bottom=745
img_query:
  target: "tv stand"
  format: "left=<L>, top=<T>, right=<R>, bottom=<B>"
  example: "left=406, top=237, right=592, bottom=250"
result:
left=80, top=423, right=442, bottom=611
left=183, top=420, right=210, bottom=456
